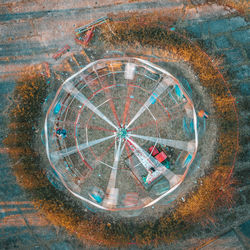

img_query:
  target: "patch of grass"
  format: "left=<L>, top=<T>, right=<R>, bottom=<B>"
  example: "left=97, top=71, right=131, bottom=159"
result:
left=173, top=165, right=236, bottom=226
left=3, top=65, right=49, bottom=188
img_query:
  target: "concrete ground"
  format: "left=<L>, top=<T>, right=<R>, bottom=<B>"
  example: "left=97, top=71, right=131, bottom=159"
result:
left=0, top=0, right=249, bottom=249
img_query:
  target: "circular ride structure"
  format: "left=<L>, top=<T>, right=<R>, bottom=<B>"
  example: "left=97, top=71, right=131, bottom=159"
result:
left=44, top=57, right=198, bottom=213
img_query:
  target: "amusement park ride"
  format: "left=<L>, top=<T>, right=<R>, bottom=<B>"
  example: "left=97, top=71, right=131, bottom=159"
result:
left=45, top=25, right=205, bottom=215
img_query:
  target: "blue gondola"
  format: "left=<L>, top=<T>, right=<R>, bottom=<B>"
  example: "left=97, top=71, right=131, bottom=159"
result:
left=54, top=103, right=61, bottom=114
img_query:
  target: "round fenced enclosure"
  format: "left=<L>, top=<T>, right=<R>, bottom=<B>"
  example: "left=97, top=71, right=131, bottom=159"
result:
left=44, top=57, right=198, bottom=212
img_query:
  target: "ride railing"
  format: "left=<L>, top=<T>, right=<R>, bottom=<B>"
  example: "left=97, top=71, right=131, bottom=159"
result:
left=75, top=16, right=109, bottom=35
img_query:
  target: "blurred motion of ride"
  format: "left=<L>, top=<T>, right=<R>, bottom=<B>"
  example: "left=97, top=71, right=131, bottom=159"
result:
left=52, top=45, right=71, bottom=60
left=123, top=192, right=139, bottom=207
left=88, top=186, right=105, bottom=204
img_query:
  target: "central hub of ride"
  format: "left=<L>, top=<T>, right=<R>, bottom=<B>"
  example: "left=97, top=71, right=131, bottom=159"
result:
left=117, top=128, right=128, bottom=139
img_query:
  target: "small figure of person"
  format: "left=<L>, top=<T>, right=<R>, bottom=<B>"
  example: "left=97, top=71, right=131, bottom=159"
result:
left=56, top=128, right=67, bottom=139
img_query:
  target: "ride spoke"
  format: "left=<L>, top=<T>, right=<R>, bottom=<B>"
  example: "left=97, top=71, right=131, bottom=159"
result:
left=126, top=77, right=171, bottom=129
left=63, top=83, right=118, bottom=130
left=126, top=138, right=180, bottom=187
left=127, top=118, right=159, bottom=132
left=51, top=134, right=116, bottom=160
left=122, top=84, right=134, bottom=126
left=98, top=139, right=116, bottom=162
left=103, top=137, right=125, bottom=208
left=87, top=125, right=116, bottom=133
left=128, top=134, right=196, bottom=153
left=94, top=69, right=121, bottom=127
